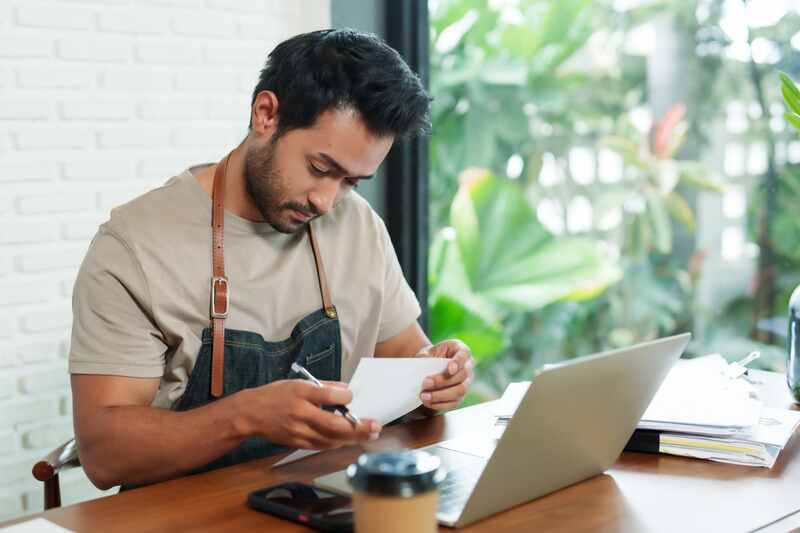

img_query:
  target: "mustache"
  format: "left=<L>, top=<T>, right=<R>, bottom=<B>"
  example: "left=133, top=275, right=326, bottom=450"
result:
left=283, top=202, right=319, bottom=218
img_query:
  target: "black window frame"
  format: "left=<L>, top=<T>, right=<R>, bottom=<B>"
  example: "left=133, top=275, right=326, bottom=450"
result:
left=384, top=0, right=430, bottom=330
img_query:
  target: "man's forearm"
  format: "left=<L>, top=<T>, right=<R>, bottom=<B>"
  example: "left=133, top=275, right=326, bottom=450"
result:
left=77, top=392, right=249, bottom=489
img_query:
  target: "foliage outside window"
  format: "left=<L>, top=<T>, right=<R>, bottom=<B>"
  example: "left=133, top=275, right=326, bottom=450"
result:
left=428, top=0, right=800, bottom=403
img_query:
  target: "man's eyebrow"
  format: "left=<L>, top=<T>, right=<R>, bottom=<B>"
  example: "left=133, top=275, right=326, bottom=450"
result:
left=316, top=152, right=374, bottom=180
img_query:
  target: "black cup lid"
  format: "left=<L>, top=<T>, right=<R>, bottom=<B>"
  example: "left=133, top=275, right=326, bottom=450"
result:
left=346, top=450, right=446, bottom=497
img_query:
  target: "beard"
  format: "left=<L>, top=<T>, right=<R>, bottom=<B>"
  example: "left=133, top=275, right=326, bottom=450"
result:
left=243, top=139, right=318, bottom=234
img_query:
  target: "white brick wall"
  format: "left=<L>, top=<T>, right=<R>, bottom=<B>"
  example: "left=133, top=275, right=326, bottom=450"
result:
left=0, top=0, right=330, bottom=522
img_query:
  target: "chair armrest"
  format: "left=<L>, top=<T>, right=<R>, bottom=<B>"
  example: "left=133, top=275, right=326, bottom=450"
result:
left=32, top=438, right=80, bottom=482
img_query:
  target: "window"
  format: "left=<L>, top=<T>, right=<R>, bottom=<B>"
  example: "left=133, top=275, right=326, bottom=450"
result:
left=427, top=0, right=800, bottom=401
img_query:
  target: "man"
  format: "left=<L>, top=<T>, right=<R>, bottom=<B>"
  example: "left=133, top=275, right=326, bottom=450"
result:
left=69, top=29, right=474, bottom=490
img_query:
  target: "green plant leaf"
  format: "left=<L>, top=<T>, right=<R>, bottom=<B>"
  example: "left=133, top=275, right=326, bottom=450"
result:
left=629, top=215, right=652, bottom=259
left=780, top=72, right=800, bottom=113
left=500, top=24, right=544, bottom=59
left=525, top=150, right=544, bottom=184
left=448, top=170, right=621, bottom=310
left=781, top=85, right=800, bottom=117
left=664, top=192, right=695, bottom=231
left=429, top=293, right=506, bottom=363
left=785, top=111, right=800, bottom=133
left=645, top=188, right=672, bottom=254
left=678, top=163, right=725, bottom=192
left=482, top=238, right=623, bottom=309
left=780, top=72, right=800, bottom=134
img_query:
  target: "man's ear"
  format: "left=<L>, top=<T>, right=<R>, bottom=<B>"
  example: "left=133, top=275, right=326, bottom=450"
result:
left=250, top=90, right=279, bottom=135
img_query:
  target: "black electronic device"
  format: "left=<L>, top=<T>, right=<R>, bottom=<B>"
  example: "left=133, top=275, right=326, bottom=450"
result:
left=247, top=481, right=353, bottom=532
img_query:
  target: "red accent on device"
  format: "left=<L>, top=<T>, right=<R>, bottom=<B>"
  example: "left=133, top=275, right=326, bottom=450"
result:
left=298, top=514, right=308, bottom=522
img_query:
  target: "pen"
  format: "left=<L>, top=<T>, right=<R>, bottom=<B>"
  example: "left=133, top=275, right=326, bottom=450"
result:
left=290, top=362, right=361, bottom=427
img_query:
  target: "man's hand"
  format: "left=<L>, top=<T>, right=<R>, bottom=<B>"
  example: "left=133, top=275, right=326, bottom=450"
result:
left=417, top=339, right=474, bottom=411
left=236, top=380, right=381, bottom=449
left=373, top=322, right=474, bottom=412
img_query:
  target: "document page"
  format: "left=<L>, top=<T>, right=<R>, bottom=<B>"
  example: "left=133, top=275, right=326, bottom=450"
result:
left=346, top=357, right=449, bottom=424
left=273, top=357, right=449, bottom=467
left=639, top=354, right=762, bottom=433
left=0, top=519, right=73, bottom=532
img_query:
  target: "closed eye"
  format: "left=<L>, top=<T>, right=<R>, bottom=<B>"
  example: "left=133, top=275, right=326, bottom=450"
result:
left=309, top=162, right=330, bottom=176
left=309, top=159, right=359, bottom=188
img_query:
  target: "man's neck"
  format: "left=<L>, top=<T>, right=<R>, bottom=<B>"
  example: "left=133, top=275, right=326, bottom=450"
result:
left=196, top=145, right=264, bottom=222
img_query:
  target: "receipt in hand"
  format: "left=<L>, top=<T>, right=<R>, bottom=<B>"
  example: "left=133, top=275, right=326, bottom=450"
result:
left=273, top=356, right=449, bottom=467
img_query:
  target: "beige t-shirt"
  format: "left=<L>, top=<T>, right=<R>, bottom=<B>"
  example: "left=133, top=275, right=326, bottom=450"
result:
left=68, top=166, right=421, bottom=409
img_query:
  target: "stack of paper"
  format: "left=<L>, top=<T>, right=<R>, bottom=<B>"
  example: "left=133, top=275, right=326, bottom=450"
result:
left=491, top=354, right=800, bottom=468
left=638, top=354, right=762, bottom=436
left=643, top=407, right=800, bottom=467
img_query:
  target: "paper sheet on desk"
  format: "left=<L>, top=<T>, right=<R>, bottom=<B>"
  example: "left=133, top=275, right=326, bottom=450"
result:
left=492, top=381, right=531, bottom=419
left=639, top=354, right=762, bottom=435
left=0, top=518, right=73, bottom=532
left=273, top=357, right=449, bottom=467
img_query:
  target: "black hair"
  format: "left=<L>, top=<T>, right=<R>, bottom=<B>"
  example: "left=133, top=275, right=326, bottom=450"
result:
left=250, top=29, right=431, bottom=139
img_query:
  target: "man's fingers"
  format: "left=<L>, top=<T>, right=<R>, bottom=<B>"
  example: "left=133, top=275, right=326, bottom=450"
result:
left=423, top=344, right=470, bottom=374
left=428, top=400, right=461, bottom=411
left=290, top=422, right=340, bottom=450
left=320, top=380, right=348, bottom=388
left=297, top=380, right=353, bottom=406
left=418, top=340, right=462, bottom=358
left=304, top=408, right=379, bottom=442
left=420, top=382, right=466, bottom=405
left=446, top=349, right=472, bottom=376
left=422, top=368, right=468, bottom=391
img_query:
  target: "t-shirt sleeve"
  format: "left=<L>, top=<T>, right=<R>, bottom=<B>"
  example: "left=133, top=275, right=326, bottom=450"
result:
left=376, top=219, right=422, bottom=343
left=69, top=227, right=166, bottom=378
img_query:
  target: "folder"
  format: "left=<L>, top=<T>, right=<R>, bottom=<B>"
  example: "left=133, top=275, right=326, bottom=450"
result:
left=624, top=406, right=800, bottom=467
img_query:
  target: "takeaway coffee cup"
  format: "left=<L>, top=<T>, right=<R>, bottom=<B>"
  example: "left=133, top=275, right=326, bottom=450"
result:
left=346, top=449, right=446, bottom=533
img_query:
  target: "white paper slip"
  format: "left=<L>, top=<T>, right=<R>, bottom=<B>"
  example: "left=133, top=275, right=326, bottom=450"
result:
left=273, top=448, right=318, bottom=467
left=346, top=357, right=449, bottom=424
left=437, top=435, right=497, bottom=459
left=0, top=518, right=74, bottom=532
left=274, top=356, right=450, bottom=467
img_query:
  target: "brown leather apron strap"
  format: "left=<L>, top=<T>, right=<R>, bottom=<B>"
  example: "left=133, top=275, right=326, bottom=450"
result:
left=307, top=224, right=337, bottom=319
left=207, top=151, right=336, bottom=397
left=210, top=155, right=230, bottom=398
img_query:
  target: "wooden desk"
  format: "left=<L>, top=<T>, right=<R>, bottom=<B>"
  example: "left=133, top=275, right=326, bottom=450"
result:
left=4, top=370, right=799, bottom=532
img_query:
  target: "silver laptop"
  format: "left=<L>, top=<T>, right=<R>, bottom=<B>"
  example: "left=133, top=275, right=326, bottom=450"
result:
left=315, top=333, right=691, bottom=528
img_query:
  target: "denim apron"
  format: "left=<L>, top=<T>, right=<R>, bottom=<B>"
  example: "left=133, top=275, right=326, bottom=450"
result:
left=173, top=308, right=341, bottom=472
left=185, top=152, right=344, bottom=475
left=128, top=154, right=342, bottom=487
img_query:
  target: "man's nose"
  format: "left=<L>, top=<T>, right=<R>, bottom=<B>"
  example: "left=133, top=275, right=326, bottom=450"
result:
left=308, top=179, right=341, bottom=216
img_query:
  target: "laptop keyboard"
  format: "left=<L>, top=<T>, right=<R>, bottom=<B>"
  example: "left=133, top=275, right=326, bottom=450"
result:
left=428, top=446, right=487, bottom=515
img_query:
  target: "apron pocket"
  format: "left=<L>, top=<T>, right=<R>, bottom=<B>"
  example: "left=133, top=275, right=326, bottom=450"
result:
left=305, top=343, right=336, bottom=379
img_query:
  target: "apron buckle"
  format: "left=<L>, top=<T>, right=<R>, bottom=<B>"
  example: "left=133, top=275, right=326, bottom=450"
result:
left=210, top=276, right=230, bottom=318
left=325, top=307, right=337, bottom=319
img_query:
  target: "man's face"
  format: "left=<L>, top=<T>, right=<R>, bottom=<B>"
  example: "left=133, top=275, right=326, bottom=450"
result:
left=244, top=107, right=393, bottom=234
